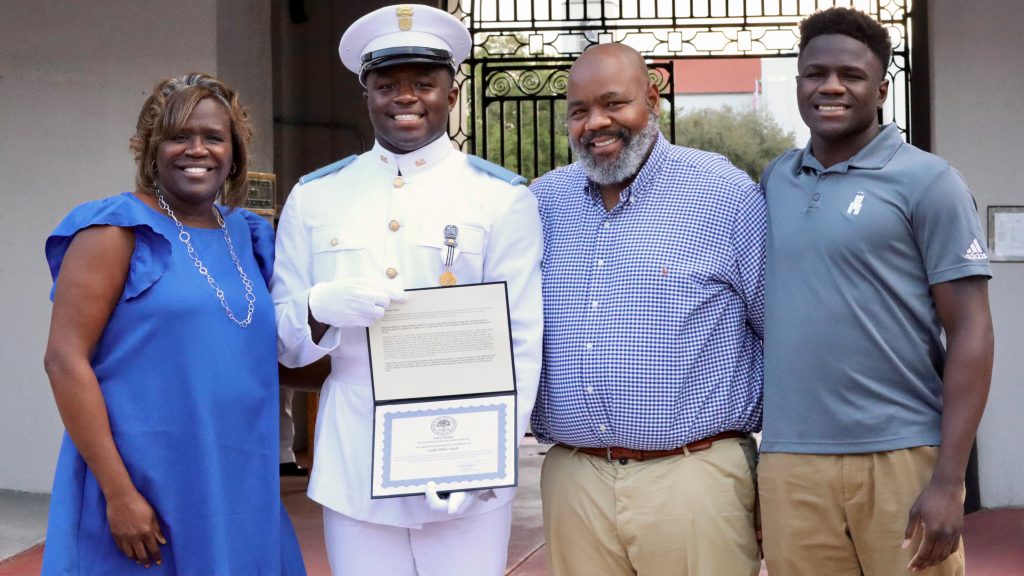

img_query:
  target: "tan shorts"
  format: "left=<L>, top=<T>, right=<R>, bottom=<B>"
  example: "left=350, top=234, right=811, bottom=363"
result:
left=541, top=437, right=760, bottom=576
left=759, top=447, right=965, bottom=576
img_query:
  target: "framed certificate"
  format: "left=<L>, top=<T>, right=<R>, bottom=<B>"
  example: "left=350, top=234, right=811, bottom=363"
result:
left=371, top=395, right=517, bottom=497
left=366, top=282, right=519, bottom=498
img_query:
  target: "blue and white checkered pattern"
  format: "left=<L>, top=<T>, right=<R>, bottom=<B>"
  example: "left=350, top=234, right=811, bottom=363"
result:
left=530, top=135, right=765, bottom=450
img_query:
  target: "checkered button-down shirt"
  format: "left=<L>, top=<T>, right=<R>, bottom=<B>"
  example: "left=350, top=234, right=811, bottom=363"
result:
left=530, top=135, right=765, bottom=450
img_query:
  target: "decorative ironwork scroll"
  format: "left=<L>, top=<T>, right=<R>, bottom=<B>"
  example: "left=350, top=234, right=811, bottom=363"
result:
left=447, top=0, right=914, bottom=180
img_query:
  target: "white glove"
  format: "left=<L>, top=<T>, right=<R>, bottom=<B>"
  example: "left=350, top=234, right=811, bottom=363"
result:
left=424, top=482, right=474, bottom=515
left=308, top=278, right=406, bottom=328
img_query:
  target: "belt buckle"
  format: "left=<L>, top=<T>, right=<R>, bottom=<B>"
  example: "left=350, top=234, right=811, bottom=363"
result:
left=608, top=447, right=631, bottom=465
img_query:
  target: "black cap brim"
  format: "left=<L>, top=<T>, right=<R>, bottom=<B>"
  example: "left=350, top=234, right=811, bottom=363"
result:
left=359, top=46, right=455, bottom=84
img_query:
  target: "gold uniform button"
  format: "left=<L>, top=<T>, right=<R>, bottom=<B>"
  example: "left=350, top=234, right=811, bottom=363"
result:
left=388, top=220, right=401, bottom=232
left=330, top=237, right=339, bottom=247
left=385, top=267, right=398, bottom=279
left=393, top=177, right=404, bottom=188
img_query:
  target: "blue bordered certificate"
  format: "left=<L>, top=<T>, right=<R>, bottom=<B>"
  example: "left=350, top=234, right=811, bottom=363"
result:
left=371, top=394, right=517, bottom=497
left=366, top=283, right=518, bottom=498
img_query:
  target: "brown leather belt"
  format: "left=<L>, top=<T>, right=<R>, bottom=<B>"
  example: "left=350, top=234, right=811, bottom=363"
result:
left=559, top=431, right=748, bottom=463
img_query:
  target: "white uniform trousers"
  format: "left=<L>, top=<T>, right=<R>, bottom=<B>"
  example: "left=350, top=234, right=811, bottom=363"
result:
left=322, top=502, right=514, bottom=576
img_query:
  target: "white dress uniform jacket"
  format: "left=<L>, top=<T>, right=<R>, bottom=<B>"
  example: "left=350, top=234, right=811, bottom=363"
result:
left=271, top=135, right=543, bottom=527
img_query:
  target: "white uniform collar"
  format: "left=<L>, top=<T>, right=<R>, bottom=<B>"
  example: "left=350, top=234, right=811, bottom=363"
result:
left=371, top=135, right=454, bottom=176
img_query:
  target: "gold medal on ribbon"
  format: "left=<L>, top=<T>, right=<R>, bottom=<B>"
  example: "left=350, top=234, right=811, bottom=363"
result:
left=439, top=224, right=459, bottom=286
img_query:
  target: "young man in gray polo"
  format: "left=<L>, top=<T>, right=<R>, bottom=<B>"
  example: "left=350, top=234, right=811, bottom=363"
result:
left=758, top=7, right=993, bottom=576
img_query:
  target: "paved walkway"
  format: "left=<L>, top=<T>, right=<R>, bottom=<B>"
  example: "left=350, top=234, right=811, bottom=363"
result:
left=0, top=492, right=47, bottom=564
left=3, top=438, right=1022, bottom=575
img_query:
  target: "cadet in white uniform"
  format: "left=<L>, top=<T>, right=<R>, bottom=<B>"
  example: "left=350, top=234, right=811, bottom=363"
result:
left=270, top=5, right=543, bottom=575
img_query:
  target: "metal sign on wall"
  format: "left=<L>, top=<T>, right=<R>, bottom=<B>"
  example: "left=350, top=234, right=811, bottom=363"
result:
left=245, top=172, right=278, bottom=222
left=446, top=0, right=914, bottom=180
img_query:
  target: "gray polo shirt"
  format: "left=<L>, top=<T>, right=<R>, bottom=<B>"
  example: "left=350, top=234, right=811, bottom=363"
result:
left=761, top=124, right=991, bottom=454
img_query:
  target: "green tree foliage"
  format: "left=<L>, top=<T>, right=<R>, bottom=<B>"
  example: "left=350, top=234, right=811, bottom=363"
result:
left=480, top=92, right=571, bottom=181
left=479, top=95, right=794, bottom=183
left=668, top=105, right=795, bottom=181
left=474, top=35, right=576, bottom=180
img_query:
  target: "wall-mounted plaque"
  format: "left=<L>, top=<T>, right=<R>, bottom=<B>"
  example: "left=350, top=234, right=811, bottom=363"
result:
left=245, top=172, right=277, bottom=221
left=987, top=206, right=1024, bottom=262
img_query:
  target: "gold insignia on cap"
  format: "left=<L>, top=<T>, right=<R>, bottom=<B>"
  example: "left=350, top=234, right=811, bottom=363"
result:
left=396, top=5, right=414, bottom=31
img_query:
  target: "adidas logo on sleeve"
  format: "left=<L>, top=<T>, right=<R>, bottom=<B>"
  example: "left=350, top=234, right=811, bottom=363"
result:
left=964, top=238, right=989, bottom=261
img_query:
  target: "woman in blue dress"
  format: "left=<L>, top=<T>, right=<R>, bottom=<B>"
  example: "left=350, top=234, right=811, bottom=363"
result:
left=41, top=73, right=306, bottom=575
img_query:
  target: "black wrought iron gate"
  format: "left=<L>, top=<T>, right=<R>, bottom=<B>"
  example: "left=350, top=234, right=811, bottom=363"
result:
left=446, top=0, right=917, bottom=181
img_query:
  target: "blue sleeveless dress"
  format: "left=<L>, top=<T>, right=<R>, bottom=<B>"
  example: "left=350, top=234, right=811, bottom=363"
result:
left=41, top=192, right=306, bottom=576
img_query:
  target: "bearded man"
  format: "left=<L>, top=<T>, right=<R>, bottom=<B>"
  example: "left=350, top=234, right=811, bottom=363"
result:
left=528, top=42, right=766, bottom=576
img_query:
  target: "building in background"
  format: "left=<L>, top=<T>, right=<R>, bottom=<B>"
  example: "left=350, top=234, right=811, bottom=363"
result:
left=1, top=0, right=1021, bottom=517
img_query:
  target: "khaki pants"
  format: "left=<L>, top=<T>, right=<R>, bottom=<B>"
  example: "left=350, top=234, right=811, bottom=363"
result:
left=541, top=437, right=760, bottom=576
left=759, top=447, right=965, bottom=576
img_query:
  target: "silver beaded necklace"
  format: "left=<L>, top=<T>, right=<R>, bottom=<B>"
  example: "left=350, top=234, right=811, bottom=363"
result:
left=153, top=187, right=255, bottom=328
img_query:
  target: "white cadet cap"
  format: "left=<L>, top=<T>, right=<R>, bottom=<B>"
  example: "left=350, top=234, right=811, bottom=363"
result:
left=339, top=4, right=472, bottom=86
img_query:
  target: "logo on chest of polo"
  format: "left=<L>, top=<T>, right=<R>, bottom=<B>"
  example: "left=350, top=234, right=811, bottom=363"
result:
left=846, top=191, right=866, bottom=215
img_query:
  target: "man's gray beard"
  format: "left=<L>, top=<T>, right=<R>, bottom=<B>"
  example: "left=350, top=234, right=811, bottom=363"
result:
left=570, top=112, right=660, bottom=186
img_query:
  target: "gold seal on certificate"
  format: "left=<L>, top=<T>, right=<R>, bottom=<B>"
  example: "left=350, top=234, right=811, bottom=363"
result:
left=366, top=282, right=518, bottom=498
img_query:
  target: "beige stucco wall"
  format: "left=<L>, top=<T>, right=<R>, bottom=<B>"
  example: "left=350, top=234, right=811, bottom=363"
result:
left=930, top=1, right=1024, bottom=508
left=0, top=0, right=271, bottom=492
